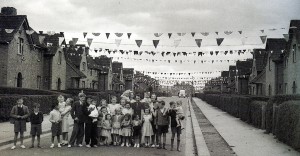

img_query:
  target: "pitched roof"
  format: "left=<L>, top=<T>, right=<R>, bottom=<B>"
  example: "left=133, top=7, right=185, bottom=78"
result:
left=0, top=15, right=33, bottom=44
left=97, top=55, right=112, bottom=67
left=228, top=66, right=236, bottom=77
left=123, top=68, right=134, bottom=75
left=112, top=75, right=124, bottom=85
left=236, top=59, right=253, bottom=76
left=288, top=20, right=300, bottom=44
left=253, top=49, right=267, bottom=72
left=65, top=46, right=86, bottom=67
left=265, top=38, right=286, bottom=61
left=66, top=60, right=86, bottom=78
left=87, top=56, right=103, bottom=71
left=112, top=62, right=123, bottom=74
left=221, top=71, right=229, bottom=77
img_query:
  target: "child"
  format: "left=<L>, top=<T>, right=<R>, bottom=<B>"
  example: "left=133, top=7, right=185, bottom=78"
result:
left=61, top=98, right=73, bottom=146
left=10, top=98, right=30, bottom=150
left=57, top=95, right=66, bottom=113
left=169, top=101, right=182, bottom=152
left=88, top=100, right=99, bottom=123
left=97, top=113, right=103, bottom=146
left=108, top=96, right=121, bottom=116
left=101, top=114, right=112, bottom=146
left=175, top=101, right=185, bottom=127
left=142, top=108, right=154, bottom=147
left=98, top=99, right=110, bottom=114
left=121, top=113, right=132, bottom=147
left=49, top=104, right=62, bottom=148
left=29, top=103, right=43, bottom=148
left=132, top=115, right=142, bottom=148
left=154, top=100, right=169, bottom=149
left=120, top=98, right=127, bottom=109
left=122, top=103, right=133, bottom=116
left=111, top=108, right=123, bottom=145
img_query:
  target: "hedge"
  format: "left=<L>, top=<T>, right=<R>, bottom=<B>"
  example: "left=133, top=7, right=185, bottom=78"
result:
left=0, top=87, right=63, bottom=95
left=0, top=95, right=65, bottom=122
left=195, top=93, right=300, bottom=151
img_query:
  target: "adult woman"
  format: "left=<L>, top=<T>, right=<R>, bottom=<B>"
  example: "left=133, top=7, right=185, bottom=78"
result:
left=10, top=98, right=30, bottom=150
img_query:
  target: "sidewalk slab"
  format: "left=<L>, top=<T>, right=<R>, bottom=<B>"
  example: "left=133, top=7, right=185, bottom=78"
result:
left=193, top=98, right=300, bottom=156
left=188, top=99, right=210, bottom=156
left=0, top=115, right=73, bottom=146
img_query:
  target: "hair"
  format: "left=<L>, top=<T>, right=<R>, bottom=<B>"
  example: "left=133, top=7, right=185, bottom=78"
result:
left=123, top=113, right=131, bottom=120
left=101, top=107, right=108, bottom=111
left=78, top=92, right=86, bottom=98
left=111, top=96, right=117, bottom=99
left=66, top=98, right=74, bottom=106
left=176, top=100, right=183, bottom=105
left=144, top=107, right=150, bottom=113
left=101, top=99, right=107, bottom=103
left=135, top=94, right=140, bottom=97
left=105, top=114, right=111, bottom=120
left=17, top=98, right=23, bottom=102
left=160, top=100, right=166, bottom=106
left=33, top=103, right=40, bottom=108
left=133, top=114, right=140, bottom=120
left=57, top=95, right=65, bottom=101
left=120, top=98, right=127, bottom=102
left=169, top=101, right=176, bottom=106
left=153, top=100, right=159, bottom=103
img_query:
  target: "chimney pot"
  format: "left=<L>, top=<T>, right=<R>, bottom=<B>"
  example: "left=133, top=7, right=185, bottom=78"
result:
left=1, top=7, right=17, bottom=15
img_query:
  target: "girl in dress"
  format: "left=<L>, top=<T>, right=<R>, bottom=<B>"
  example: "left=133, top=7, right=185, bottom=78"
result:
left=111, top=108, right=123, bottom=145
left=108, top=96, right=121, bottom=116
left=142, top=108, right=154, bottom=147
left=121, top=114, right=132, bottom=147
left=57, top=95, right=65, bottom=114
left=49, top=104, right=62, bottom=148
left=101, top=114, right=112, bottom=146
left=61, top=98, right=73, bottom=146
left=122, top=103, right=133, bottom=116
left=120, top=98, right=127, bottom=109
left=132, top=115, right=142, bottom=148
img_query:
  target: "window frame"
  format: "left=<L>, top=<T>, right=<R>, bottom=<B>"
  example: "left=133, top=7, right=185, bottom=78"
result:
left=18, top=37, right=24, bottom=55
left=82, top=62, right=86, bottom=71
left=292, top=44, right=296, bottom=63
left=58, top=51, right=62, bottom=64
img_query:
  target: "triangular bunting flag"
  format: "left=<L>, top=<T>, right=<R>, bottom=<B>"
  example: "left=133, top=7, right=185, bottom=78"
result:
left=224, top=31, right=233, bottom=35
left=174, top=39, right=181, bottom=48
left=25, top=30, right=35, bottom=35
left=83, top=32, right=87, bottom=38
left=58, top=37, right=65, bottom=46
left=154, top=33, right=163, bottom=37
left=238, top=31, right=242, bottom=34
left=87, top=38, right=93, bottom=47
left=72, top=38, right=78, bottom=45
left=5, top=29, right=14, bottom=33
left=260, top=36, right=267, bottom=44
left=195, top=39, right=202, bottom=48
left=215, top=32, right=219, bottom=35
left=216, top=38, right=224, bottom=46
left=106, top=33, right=110, bottom=39
left=92, top=33, right=100, bottom=36
left=135, top=40, right=142, bottom=48
left=283, top=34, right=289, bottom=42
left=115, top=39, right=122, bottom=47
left=177, top=33, right=186, bottom=36
left=168, top=33, right=172, bottom=38
left=115, top=33, right=123, bottom=37
left=201, top=32, right=209, bottom=36
left=260, top=30, right=264, bottom=33
left=153, top=40, right=159, bottom=48
left=38, top=36, right=46, bottom=44
left=127, top=33, right=132, bottom=39
left=191, top=32, right=196, bottom=37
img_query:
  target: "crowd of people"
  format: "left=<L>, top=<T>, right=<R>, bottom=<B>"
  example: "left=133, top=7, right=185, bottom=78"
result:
left=10, top=91, right=185, bottom=152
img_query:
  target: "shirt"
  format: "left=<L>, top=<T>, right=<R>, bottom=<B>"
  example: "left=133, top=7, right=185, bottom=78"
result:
left=49, top=109, right=61, bottom=123
left=30, top=112, right=43, bottom=124
left=107, top=104, right=121, bottom=115
left=169, top=110, right=178, bottom=127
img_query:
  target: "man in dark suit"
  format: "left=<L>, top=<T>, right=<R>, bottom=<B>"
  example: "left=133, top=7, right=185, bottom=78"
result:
left=68, top=93, right=86, bottom=147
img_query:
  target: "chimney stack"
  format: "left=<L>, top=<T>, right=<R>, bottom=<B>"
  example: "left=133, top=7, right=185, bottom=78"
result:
left=1, top=7, right=17, bottom=15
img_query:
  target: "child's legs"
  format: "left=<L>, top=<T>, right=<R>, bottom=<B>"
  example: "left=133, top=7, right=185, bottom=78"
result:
left=20, top=132, right=24, bottom=144
left=31, top=135, right=36, bottom=145
left=51, top=136, right=55, bottom=144
left=171, top=132, right=175, bottom=140
left=57, top=135, right=61, bottom=143
left=14, top=132, right=19, bottom=145
left=37, top=135, right=41, bottom=145
left=162, top=133, right=166, bottom=144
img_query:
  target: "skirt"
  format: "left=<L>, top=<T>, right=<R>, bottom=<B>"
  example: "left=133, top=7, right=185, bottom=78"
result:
left=14, top=120, right=27, bottom=133
left=142, top=122, right=154, bottom=137
left=61, top=116, right=69, bottom=133
left=122, top=128, right=132, bottom=136
left=101, top=129, right=111, bottom=137
left=111, top=128, right=122, bottom=135
left=51, top=122, right=62, bottom=136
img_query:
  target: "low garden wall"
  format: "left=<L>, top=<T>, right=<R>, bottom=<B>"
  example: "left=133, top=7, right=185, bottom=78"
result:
left=194, top=93, right=300, bottom=151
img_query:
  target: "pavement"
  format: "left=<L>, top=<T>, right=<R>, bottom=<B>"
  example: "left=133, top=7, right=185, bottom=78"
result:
left=0, top=97, right=192, bottom=156
left=193, top=98, right=300, bottom=156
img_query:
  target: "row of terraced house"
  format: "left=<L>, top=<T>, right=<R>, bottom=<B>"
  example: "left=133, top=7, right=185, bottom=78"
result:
left=204, top=20, right=300, bottom=96
left=0, top=7, right=135, bottom=92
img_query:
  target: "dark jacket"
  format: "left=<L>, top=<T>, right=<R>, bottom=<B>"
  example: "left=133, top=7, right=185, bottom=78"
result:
left=10, top=105, right=30, bottom=120
left=71, top=101, right=89, bottom=123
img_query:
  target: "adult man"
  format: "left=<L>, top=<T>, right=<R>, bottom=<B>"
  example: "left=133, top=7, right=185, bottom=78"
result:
left=83, top=97, right=93, bottom=148
left=68, top=93, right=86, bottom=147
left=131, top=94, right=145, bottom=118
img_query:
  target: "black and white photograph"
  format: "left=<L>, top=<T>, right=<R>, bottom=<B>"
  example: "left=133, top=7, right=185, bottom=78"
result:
left=0, top=0, right=300, bottom=156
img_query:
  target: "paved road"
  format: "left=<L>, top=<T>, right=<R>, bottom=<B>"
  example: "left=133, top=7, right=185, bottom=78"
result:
left=0, top=97, right=190, bottom=156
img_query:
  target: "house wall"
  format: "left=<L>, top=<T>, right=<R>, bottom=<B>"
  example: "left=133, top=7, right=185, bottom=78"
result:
left=5, top=26, right=44, bottom=89
left=43, top=56, right=52, bottom=90
left=98, top=74, right=109, bottom=91
left=284, top=35, right=300, bottom=94
left=265, top=55, right=276, bottom=96
left=0, top=45, right=8, bottom=86
left=65, top=64, right=80, bottom=89
left=237, top=78, right=249, bottom=95
left=125, top=79, right=133, bottom=90
left=50, top=48, right=66, bottom=90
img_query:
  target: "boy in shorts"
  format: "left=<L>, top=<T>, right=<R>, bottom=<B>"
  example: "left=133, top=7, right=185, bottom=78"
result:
left=29, top=103, right=43, bottom=148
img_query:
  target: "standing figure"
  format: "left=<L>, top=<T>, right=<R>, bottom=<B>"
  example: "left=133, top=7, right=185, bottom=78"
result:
left=49, top=104, right=62, bottom=148
left=154, top=100, right=170, bottom=149
left=121, top=114, right=132, bottom=147
left=169, top=101, right=183, bottom=152
left=132, top=115, right=142, bottom=148
left=29, top=103, right=43, bottom=148
left=61, top=98, right=73, bottom=146
left=10, top=98, right=30, bottom=150
left=142, top=108, right=154, bottom=147
left=101, top=114, right=112, bottom=146
left=111, top=108, right=123, bottom=145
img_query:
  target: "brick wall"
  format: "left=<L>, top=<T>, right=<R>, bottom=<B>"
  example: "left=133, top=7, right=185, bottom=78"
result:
left=0, top=45, right=8, bottom=86
left=51, top=48, right=66, bottom=90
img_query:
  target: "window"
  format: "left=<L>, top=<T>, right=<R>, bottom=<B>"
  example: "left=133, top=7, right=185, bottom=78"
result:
left=82, top=81, right=85, bottom=88
left=285, top=83, right=288, bottom=94
left=17, top=72, right=22, bottom=88
left=37, top=51, right=42, bottom=62
left=90, top=69, right=93, bottom=76
left=268, top=84, right=271, bottom=96
left=18, top=37, right=24, bottom=55
left=90, top=83, right=92, bottom=88
left=285, top=57, right=288, bottom=68
left=58, top=51, right=62, bottom=64
left=292, top=81, right=297, bottom=94
left=293, top=44, right=296, bottom=63
left=82, top=62, right=86, bottom=71
left=37, top=76, right=41, bottom=89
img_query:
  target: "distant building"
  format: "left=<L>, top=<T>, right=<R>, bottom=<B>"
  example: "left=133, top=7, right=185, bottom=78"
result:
left=123, top=68, right=134, bottom=90
left=235, top=59, right=253, bottom=95
left=112, top=62, right=125, bottom=91
left=226, top=65, right=237, bottom=93
left=97, top=55, right=113, bottom=91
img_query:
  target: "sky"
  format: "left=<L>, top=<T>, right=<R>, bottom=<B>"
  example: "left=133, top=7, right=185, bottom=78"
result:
left=1, top=0, right=300, bottom=85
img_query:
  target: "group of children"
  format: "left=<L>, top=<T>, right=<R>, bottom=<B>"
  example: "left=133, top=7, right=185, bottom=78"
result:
left=10, top=92, right=185, bottom=152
